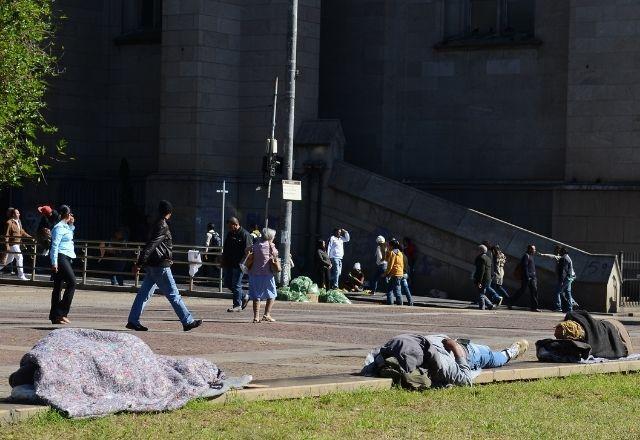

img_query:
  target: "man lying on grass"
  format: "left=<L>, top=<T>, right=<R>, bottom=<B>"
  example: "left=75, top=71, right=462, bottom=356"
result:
left=362, top=334, right=528, bottom=390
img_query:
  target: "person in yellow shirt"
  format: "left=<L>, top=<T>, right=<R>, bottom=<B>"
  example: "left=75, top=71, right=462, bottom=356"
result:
left=384, top=238, right=404, bottom=305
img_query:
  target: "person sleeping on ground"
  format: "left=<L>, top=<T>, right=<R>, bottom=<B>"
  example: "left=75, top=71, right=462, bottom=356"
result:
left=8, top=328, right=251, bottom=418
left=536, top=310, right=633, bottom=362
left=362, top=334, right=529, bottom=390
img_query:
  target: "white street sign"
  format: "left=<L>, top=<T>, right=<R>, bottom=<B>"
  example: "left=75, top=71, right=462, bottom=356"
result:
left=282, top=180, right=302, bottom=201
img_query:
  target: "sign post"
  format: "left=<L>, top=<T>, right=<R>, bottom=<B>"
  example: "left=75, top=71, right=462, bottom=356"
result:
left=216, top=180, right=229, bottom=292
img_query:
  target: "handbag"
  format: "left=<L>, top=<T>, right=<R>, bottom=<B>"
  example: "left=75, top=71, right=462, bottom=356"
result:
left=269, top=244, right=281, bottom=273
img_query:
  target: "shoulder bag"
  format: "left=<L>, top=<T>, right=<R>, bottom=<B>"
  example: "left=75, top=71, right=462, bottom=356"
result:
left=269, top=243, right=281, bottom=273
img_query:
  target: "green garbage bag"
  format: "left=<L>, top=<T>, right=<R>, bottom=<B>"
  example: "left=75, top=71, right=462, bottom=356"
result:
left=289, top=290, right=310, bottom=302
left=319, top=289, right=352, bottom=304
left=277, top=286, right=309, bottom=302
left=307, top=283, right=320, bottom=295
left=289, top=276, right=313, bottom=293
left=277, top=287, right=291, bottom=301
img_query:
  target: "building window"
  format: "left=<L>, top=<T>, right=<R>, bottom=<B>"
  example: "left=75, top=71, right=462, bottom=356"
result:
left=121, top=0, right=162, bottom=35
left=444, top=0, right=535, bottom=40
left=116, top=0, right=161, bottom=45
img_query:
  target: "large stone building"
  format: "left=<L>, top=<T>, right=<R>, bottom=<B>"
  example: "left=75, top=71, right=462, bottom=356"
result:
left=4, top=0, right=640, bottom=272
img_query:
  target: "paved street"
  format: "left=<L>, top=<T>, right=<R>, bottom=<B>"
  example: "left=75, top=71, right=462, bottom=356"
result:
left=2, top=285, right=639, bottom=398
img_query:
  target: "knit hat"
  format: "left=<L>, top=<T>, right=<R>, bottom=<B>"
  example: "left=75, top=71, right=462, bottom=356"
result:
left=37, top=205, right=53, bottom=215
left=554, top=320, right=586, bottom=341
left=376, top=235, right=385, bottom=244
left=158, top=200, right=173, bottom=216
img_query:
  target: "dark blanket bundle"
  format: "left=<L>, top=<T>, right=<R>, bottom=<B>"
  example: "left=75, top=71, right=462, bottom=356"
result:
left=9, top=328, right=251, bottom=418
left=536, top=311, right=632, bottom=362
left=566, top=310, right=630, bottom=359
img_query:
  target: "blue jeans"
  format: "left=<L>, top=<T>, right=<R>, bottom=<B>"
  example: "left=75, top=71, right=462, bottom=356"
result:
left=330, top=258, right=342, bottom=288
left=371, top=264, right=386, bottom=293
left=477, top=284, right=494, bottom=309
left=491, top=281, right=509, bottom=299
left=387, top=276, right=403, bottom=305
left=128, top=266, right=194, bottom=325
left=401, top=276, right=413, bottom=305
left=467, top=342, right=509, bottom=370
left=555, top=279, right=574, bottom=311
left=483, top=283, right=502, bottom=303
left=224, top=266, right=246, bottom=308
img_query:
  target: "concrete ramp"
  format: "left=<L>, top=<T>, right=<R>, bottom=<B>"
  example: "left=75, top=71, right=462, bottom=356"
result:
left=316, top=161, right=619, bottom=312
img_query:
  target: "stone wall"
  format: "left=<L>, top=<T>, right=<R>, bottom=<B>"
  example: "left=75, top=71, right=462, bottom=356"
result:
left=566, top=1, right=640, bottom=182
left=319, top=0, right=570, bottom=183
left=149, top=0, right=321, bottom=243
left=549, top=1, right=640, bottom=255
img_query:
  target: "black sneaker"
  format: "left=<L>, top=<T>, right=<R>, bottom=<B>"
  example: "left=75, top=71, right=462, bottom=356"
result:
left=126, top=322, right=148, bottom=331
left=183, top=319, right=203, bottom=332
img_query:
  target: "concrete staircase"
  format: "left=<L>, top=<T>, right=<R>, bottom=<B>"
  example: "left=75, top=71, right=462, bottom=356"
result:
left=314, top=161, right=620, bottom=312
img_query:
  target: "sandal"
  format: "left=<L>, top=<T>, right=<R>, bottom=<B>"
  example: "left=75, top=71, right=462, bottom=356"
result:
left=261, top=315, right=276, bottom=322
left=252, top=318, right=260, bottom=323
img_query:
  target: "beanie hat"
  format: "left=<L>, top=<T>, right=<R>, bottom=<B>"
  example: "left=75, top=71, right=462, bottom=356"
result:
left=158, top=200, right=173, bottom=216
left=376, top=235, right=385, bottom=244
left=38, top=205, right=53, bottom=215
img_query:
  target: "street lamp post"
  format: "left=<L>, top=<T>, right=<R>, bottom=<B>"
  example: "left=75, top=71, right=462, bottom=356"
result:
left=281, top=0, right=298, bottom=285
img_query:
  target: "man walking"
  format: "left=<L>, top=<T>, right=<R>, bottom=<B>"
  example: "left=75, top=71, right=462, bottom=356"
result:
left=327, top=227, right=350, bottom=288
left=126, top=200, right=202, bottom=331
left=508, top=244, right=541, bottom=312
left=539, top=246, right=576, bottom=313
left=223, top=217, right=253, bottom=312
left=474, top=245, right=495, bottom=310
left=1, top=208, right=32, bottom=281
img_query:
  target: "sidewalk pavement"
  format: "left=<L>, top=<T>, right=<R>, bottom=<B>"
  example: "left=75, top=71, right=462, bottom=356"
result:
left=1, top=285, right=639, bottom=423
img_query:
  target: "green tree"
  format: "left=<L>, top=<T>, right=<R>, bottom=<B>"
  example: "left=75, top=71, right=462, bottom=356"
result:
left=0, top=0, right=65, bottom=188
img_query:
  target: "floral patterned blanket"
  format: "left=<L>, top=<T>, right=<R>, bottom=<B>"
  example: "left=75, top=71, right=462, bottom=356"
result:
left=9, top=328, right=251, bottom=418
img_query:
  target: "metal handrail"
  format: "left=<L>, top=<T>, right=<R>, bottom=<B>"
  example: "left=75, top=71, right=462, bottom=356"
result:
left=1, top=236, right=224, bottom=293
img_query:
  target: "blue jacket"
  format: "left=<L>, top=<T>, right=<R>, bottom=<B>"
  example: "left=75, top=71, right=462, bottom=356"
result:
left=50, top=221, right=76, bottom=266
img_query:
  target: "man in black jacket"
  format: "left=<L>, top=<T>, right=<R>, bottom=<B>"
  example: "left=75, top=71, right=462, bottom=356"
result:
left=474, top=245, right=495, bottom=310
left=508, top=244, right=541, bottom=312
left=223, top=217, right=253, bottom=312
left=126, top=200, right=202, bottom=331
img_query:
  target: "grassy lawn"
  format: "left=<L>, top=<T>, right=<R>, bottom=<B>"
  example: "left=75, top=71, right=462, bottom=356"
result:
left=3, top=373, right=640, bottom=439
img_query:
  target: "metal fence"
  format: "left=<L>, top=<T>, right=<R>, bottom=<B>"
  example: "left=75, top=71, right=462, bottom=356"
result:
left=620, top=252, right=640, bottom=308
left=0, top=237, right=223, bottom=293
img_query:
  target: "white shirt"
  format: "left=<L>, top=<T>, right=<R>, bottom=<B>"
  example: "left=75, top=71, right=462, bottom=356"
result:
left=327, top=231, right=350, bottom=259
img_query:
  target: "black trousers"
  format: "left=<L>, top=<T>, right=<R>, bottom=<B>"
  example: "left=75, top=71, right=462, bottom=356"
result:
left=49, top=254, right=76, bottom=322
left=510, top=278, right=539, bottom=310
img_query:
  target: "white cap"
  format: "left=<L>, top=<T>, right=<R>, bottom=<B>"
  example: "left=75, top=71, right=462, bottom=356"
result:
left=354, top=262, right=361, bottom=271
left=376, top=235, right=385, bottom=244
